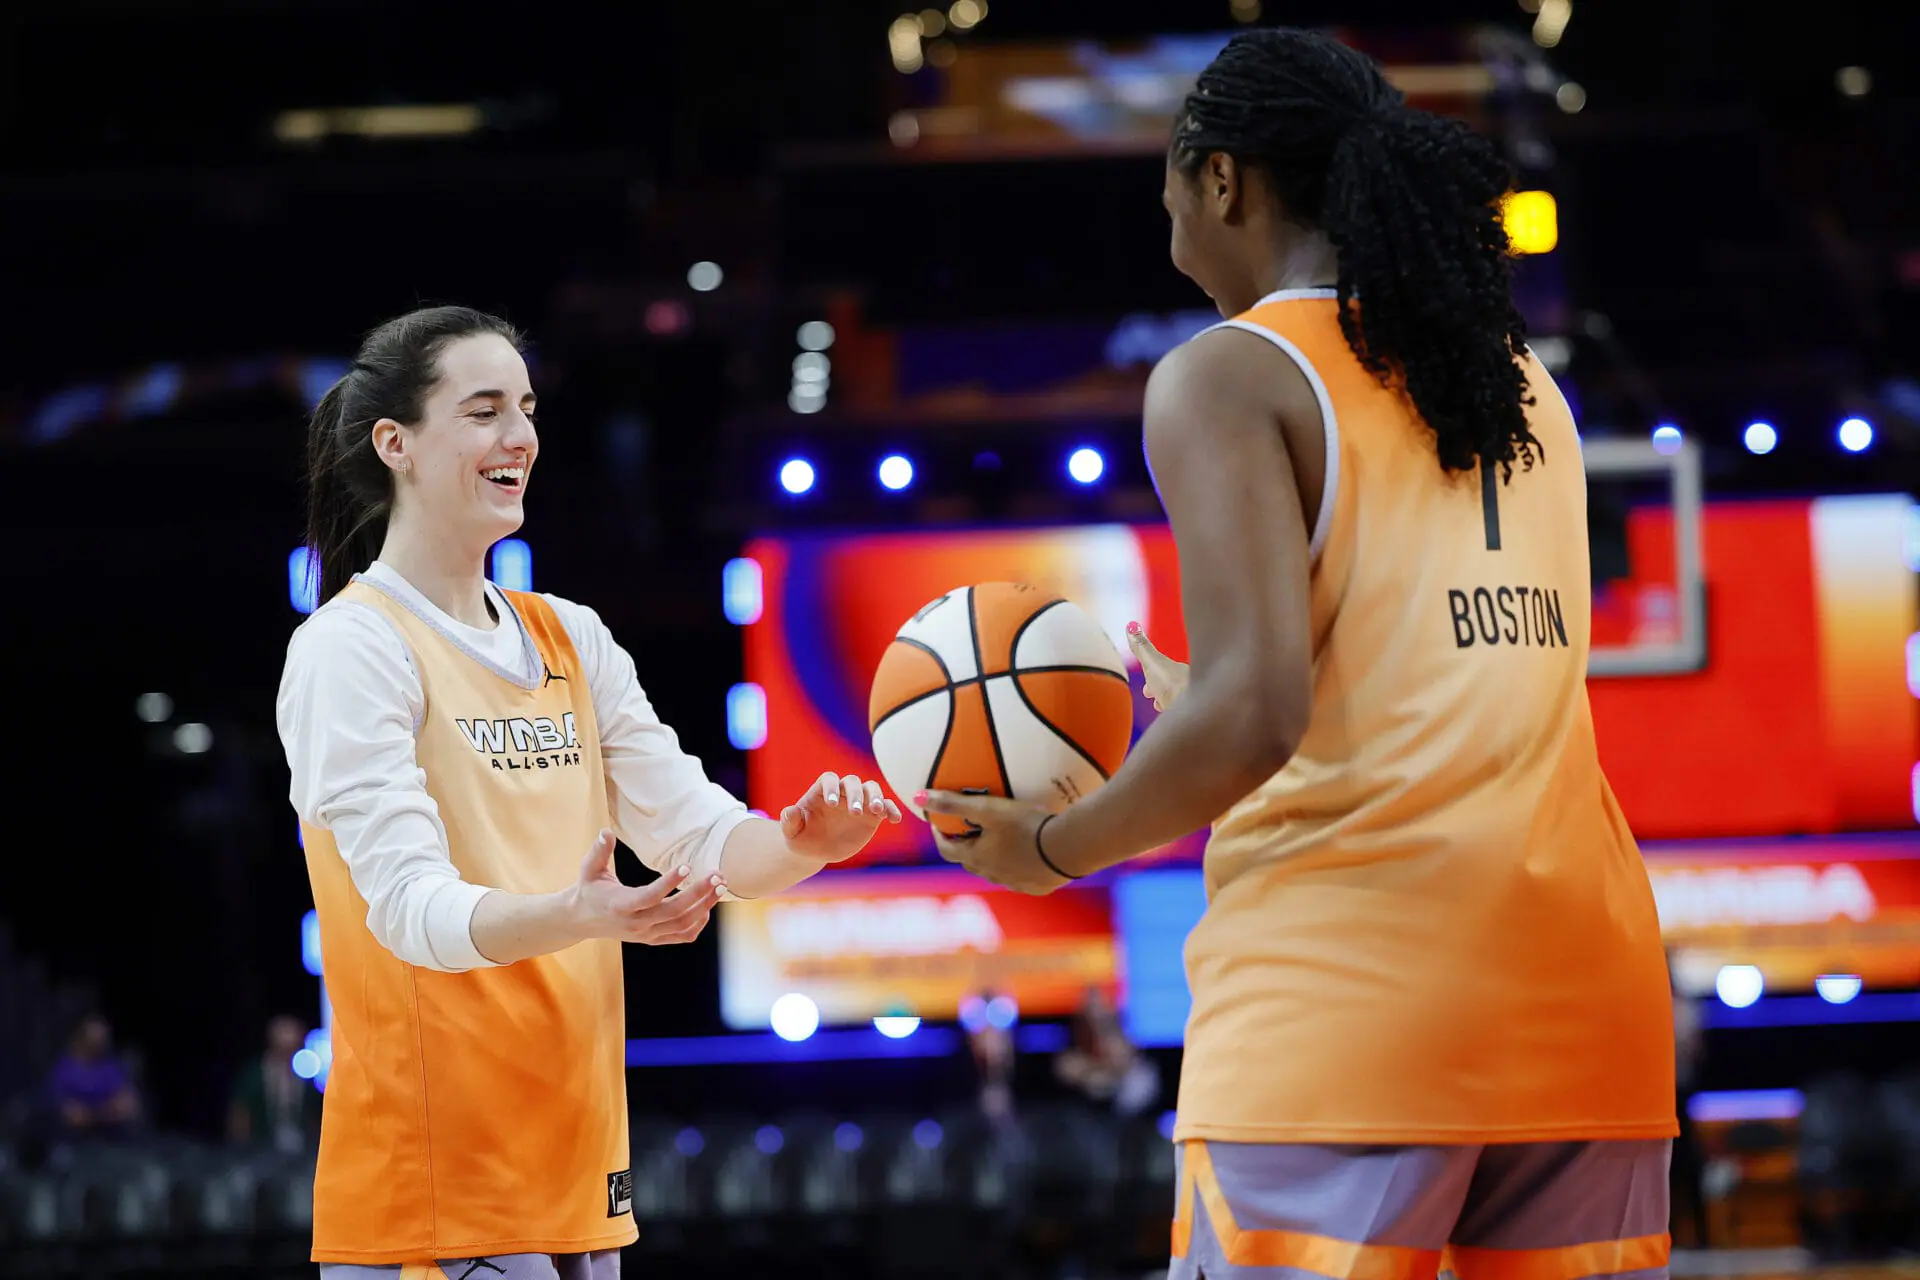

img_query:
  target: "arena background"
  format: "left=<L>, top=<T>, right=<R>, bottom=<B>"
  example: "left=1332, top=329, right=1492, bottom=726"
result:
left=3, top=0, right=1918, bottom=1276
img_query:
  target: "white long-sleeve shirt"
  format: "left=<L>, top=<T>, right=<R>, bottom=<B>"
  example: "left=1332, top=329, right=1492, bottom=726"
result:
left=276, top=561, right=752, bottom=973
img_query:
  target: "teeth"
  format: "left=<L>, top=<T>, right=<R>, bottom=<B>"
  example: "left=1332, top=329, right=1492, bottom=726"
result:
left=482, top=467, right=525, bottom=482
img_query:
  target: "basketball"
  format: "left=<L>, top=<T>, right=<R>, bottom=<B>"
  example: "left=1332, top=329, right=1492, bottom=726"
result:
left=868, top=582, right=1134, bottom=837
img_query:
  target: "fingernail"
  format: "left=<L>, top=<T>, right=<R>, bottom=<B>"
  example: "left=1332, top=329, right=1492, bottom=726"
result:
left=912, top=790, right=929, bottom=807
left=850, top=802, right=863, bottom=814
left=826, top=791, right=838, bottom=805
left=711, top=875, right=723, bottom=886
left=676, top=866, right=690, bottom=878
left=1126, top=621, right=1142, bottom=636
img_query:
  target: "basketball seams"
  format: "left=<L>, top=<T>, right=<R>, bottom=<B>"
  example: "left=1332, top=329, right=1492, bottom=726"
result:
left=966, top=587, right=1015, bottom=799
left=926, top=690, right=957, bottom=796
left=892, top=635, right=950, bottom=679
left=1005, top=600, right=1126, bottom=786
left=1004, top=671, right=1117, bottom=782
left=873, top=586, right=1131, bottom=822
left=870, top=664, right=1123, bottom=734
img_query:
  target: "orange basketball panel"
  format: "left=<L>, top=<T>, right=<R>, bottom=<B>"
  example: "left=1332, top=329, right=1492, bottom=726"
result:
left=1012, top=669, right=1133, bottom=778
left=868, top=639, right=951, bottom=731
left=927, top=682, right=1011, bottom=837
left=970, top=582, right=1062, bottom=677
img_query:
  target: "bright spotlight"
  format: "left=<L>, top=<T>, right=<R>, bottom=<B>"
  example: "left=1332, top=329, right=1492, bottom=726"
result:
left=792, top=352, right=830, bottom=382
left=1650, top=424, right=1682, bottom=455
left=135, top=692, right=173, bottom=723
left=1838, top=417, right=1874, bottom=453
left=797, top=320, right=836, bottom=351
left=726, top=683, right=767, bottom=751
left=288, top=546, right=321, bottom=614
left=1743, top=422, right=1777, bottom=455
left=290, top=1049, right=321, bottom=1080
left=770, top=992, right=820, bottom=1042
left=873, top=1015, right=921, bottom=1038
left=173, top=722, right=213, bottom=755
left=722, top=557, right=764, bottom=626
left=1067, top=447, right=1105, bottom=484
left=1815, top=974, right=1863, bottom=1005
left=877, top=454, right=914, bottom=491
left=779, top=458, right=816, bottom=494
left=686, top=261, right=724, bottom=292
left=489, top=538, right=532, bottom=592
left=1715, top=964, right=1765, bottom=1009
left=985, top=994, right=1019, bottom=1028
left=788, top=385, right=827, bottom=415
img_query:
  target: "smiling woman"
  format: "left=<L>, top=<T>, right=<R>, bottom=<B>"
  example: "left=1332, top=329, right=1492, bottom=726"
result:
left=278, top=305, right=901, bottom=1277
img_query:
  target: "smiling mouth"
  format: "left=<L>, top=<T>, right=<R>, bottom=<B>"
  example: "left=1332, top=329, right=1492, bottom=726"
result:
left=482, top=465, right=526, bottom=491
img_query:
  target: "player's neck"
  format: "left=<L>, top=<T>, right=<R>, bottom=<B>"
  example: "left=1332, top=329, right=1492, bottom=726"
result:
left=376, top=529, right=497, bottom=631
left=1256, top=232, right=1341, bottom=298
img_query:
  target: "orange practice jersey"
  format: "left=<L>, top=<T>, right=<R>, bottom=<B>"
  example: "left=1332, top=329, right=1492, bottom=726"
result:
left=1173, top=291, right=1677, bottom=1146
left=300, top=584, right=634, bottom=1263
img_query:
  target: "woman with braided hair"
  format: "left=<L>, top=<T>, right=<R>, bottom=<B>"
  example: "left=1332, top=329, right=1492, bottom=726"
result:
left=918, top=29, right=1674, bottom=1279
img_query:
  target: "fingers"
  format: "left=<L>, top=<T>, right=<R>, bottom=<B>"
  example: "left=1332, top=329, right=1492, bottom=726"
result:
left=931, top=832, right=972, bottom=864
left=1128, top=622, right=1178, bottom=686
left=656, top=873, right=725, bottom=922
left=780, top=804, right=807, bottom=841
left=836, top=773, right=863, bottom=814
left=628, top=862, right=694, bottom=908
left=623, top=873, right=724, bottom=945
left=578, top=828, right=617, bottom=881
left=916, top=789, right=1000, bottom=820
left=801, top=771, right=896, bottom=821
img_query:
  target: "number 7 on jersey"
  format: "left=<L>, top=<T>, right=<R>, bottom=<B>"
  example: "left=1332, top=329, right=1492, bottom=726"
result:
left=1481, top=464, right=1502, bottom=552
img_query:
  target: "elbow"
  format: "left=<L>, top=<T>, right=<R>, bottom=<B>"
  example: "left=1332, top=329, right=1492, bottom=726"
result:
left=362, top=878, right=468, bottom=973
left=1248, top=710, right=1304, bottom=779
left=1231, top=683, right=1307, bottom=780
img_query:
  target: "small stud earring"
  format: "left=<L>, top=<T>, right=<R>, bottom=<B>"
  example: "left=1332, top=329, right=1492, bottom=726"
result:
left=397, top=460, right=411, bottom=473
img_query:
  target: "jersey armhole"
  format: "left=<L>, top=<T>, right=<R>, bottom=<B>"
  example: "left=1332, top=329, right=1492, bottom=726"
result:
left=1203, top=319, right=1342, bottom=561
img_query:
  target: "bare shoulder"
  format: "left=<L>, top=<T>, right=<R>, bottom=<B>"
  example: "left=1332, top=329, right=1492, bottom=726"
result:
left=1145, top=324, right=1320, bottom=452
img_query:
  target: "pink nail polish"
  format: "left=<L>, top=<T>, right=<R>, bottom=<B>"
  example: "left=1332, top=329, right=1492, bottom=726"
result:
left=1127, top=621, right=1143, bottom=636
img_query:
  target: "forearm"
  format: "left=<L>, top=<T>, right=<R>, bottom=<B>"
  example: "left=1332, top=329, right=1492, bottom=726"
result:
left=468, top=886, right=590, bottom=965
left=1046, top=669, right=1295, bottom=877
left=718, top=817, right=828, bottom=899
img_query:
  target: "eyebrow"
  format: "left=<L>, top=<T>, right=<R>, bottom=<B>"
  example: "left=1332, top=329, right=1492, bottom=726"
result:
left=458, top=389, right=536, bottom=404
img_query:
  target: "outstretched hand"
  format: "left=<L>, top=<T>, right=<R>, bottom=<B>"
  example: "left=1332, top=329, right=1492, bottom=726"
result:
left=781, top=770, right=904, bottom=863
left=1127, top=622, right=1189, bottom=713
left=917, top=789, right=1067, bottom=895
left=573, top=829, right=724, bottom=945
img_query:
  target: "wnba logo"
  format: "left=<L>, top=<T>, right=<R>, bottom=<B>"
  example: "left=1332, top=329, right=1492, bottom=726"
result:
left=456, top=714, right=583, bottom=771
left=766, top=895, right=1005, bottom=958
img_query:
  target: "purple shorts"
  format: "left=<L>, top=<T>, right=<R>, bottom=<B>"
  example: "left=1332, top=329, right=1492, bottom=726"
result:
left=320, top=1253, right=619, bottom=1280
left=1171, top=1139, right=1671, bottom=1280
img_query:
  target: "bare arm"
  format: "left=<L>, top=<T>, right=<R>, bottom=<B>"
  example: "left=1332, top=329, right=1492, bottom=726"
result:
left=1040, top=330, right=1318, bottom=876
